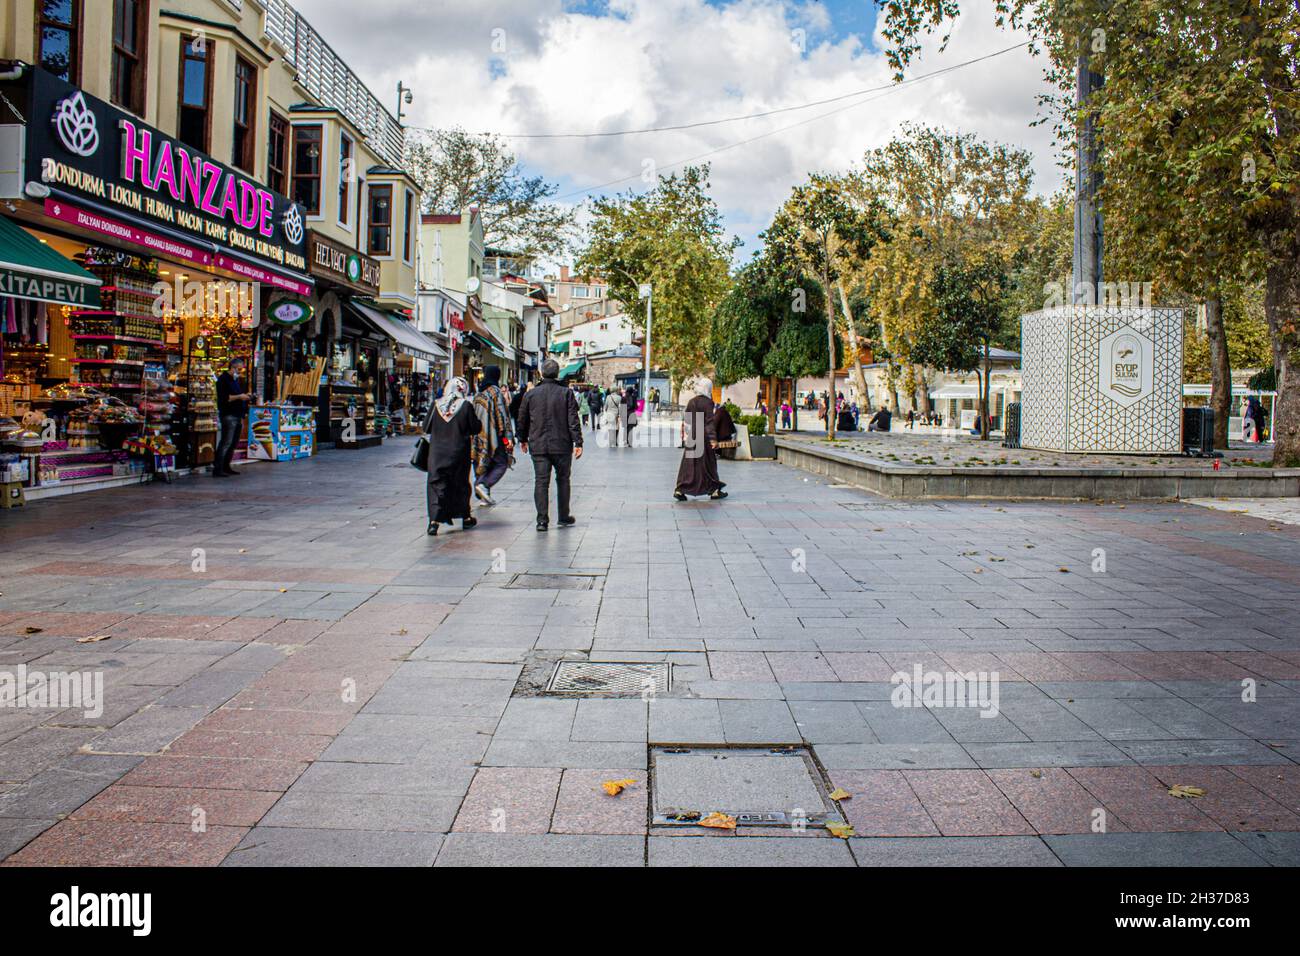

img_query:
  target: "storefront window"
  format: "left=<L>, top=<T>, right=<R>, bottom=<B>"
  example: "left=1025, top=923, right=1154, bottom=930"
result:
left=232, top=57, right=257, bottom=173
left=178, top=36, right=211, bottom=153
left=37, top=0, right=81, bottom=84
left=267, top=112, right=289, bottom=194
left=292, top=125, right=323, bottom=215
left=368, top=185, right=392, bottom=256
left=111, top=0, right=148, bottom=115
left=403, top=189, right=414, bottom=262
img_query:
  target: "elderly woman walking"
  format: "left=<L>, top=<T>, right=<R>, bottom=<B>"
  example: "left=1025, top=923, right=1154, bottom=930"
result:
left=423, top=376, right=481, bottom=535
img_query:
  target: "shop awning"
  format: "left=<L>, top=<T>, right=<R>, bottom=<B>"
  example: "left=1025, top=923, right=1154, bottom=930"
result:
left=465, top=331, right=507, bottom=359
left=559, top=358, right=586, bottom=380
left=549, top=341, right=570, bottom=354
left=347, top=301, right=447, bottom=362
left=0, top=216, right=102, bottom=308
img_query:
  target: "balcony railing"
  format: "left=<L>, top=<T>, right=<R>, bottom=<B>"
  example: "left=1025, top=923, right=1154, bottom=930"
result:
left=262, top=0, right=406, bottom=169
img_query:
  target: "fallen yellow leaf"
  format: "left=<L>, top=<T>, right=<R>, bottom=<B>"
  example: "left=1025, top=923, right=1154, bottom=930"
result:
left=1168, top=785, right=1206, bottom=799
left=825, top=821, right=855, bottom=839
left=23, top=626, right=43, bottom=634
left=1030, top=770, right=1043, bottom=779
left=601, top=778, right=637, bottom=796
left=828, top=787, right=851, bottom=801
left=699, top=811, right=736, bottom=830
left=76, top=635, right=111, bottom=644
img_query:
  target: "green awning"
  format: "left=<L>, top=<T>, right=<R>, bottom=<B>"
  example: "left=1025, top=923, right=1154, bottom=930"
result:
left=559, top=358, right=586, bottom=380
left=466, top=331, right=506, bottom=359
left=548, top=341, right=570, bottom=354
left=0, top=217, right=102, bottom=308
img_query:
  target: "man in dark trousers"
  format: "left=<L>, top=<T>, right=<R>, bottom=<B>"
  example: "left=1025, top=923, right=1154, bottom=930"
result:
left=516, top=359, right=583, bottom=532
left=214, top=357, right=253, bottom=477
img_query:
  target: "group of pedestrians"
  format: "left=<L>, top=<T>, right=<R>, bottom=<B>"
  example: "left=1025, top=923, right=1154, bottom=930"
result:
left=419, top=365, right=731, bottom=534
left=575, top=383, right=645, bottom=448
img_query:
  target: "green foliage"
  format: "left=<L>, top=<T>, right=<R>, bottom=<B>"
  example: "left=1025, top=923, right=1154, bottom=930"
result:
left=737, top=414, right=767, bottom=436
left=913, top=257, right=1012, bottom=373
left=578, top=165, right=738, bottom=386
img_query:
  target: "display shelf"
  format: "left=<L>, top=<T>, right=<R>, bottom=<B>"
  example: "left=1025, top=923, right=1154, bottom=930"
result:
left=72, top=335, right=164, bottom=346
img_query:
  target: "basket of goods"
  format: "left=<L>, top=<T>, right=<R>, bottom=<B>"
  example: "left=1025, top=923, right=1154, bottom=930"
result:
left=88, top=400, right=142, bottom=450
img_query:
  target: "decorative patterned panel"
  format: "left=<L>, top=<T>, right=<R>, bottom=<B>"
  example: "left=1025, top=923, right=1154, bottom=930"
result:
left=1021, top=306, right=1184, bottom=454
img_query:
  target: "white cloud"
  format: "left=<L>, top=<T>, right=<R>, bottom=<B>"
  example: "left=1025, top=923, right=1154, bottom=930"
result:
left=295, top=0, right=1065, bottom=256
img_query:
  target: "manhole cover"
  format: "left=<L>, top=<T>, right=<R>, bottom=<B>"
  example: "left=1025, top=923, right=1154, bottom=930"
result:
left=506, top=573, right=600, bottom=590
left=548, top=661, right=670, bottom=695
left=650, top=746, right=842, bottom=828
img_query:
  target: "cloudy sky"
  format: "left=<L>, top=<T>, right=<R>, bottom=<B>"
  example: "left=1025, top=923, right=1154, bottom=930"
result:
left=295, top=0, right=1067, bottom=260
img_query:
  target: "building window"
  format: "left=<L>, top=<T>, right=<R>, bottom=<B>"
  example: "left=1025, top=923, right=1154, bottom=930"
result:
left=177, top=36, right=210, bottom=152
left=368, top=185, right=392, bottom=256
left=111, top=0, right=148, bottom=115
left=232, top=57, right=257, bottom=173
left=267, top=112, right=288, bottom=194
left=403, top=189, right=414, bottom=262
left=37, top=0, right=81, bottom=84
left=338, top=134, right=353, bottom=226
left=291, top=125, right=322, bottom=215
left=573, top=286, right=588, bottom=298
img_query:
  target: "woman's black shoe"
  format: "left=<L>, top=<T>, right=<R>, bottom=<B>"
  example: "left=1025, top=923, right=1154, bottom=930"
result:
left=462, top=516, right=478, bottom=530
left=427, top=522, right=438, bottom=536
left=673, top=491, right=687, bottom=501
left=536, top=519, right=548, bottom=532
left=710, top=490, right=728, bottom=500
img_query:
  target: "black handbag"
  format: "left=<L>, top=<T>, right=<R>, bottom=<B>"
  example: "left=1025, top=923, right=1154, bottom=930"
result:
left=410, top=436, right=430, bottom=472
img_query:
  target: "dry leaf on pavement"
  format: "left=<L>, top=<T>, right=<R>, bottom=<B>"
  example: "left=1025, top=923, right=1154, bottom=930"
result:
left=699, top=811, right=736, bottom=829
left=828, top=788, right=851, bottom=801
left=826, top=821, right=855, bottom=839
left=1168, top=785, right=1206, bottom=799
left=601, top=778, right=637, bottom=796
left=76, top=635, right=111, bottom=644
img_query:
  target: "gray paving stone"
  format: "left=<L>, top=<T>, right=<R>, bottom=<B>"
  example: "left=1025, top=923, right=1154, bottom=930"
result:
left=1045, top=832, right=1269, bottom=867
left=571, top=699, right=648, bottom=742
left=649, top=699, right=723, bottom=743
left=223, top=827, right=444, bottom=867
left=1230, top=831, right=1300, bottom=866
left=718, top=700, right=800, bottom=743
left=482, top=738, right=647, bottom=769
left=849, top=836, right=1062, bottom=867
left=434, top=833, right=644, bottom=867
left=649, top=835, right=854, bottom=866
left=814, top=743, right=977, bottom=770
left=259, top=790, right=461, bottom=832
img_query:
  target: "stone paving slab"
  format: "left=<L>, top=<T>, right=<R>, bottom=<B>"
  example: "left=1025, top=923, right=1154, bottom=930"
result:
left=3, top=434, right=1300, bottom=866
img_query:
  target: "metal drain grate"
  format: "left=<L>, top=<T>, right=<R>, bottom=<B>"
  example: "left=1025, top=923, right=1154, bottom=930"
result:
left=548, top=661, right=671, bottom=695
left=506, top=573, right=600, bottom=590
left=650, top=746, right=843, bottom=828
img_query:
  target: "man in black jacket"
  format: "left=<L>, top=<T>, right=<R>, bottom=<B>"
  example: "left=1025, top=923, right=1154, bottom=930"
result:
left=214, top=357, right=253, bottom=477
left=517, top=360, right=583, bottom=532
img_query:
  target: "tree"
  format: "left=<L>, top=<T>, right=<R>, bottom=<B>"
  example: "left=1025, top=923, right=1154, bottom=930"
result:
left=404, top=128, right=576, bottom=259
left=873, top=2, right=1300, bottom=464
left=709, top=251, right=833, bottom=431
left=765, top=173, right=890, bottom=438
left=851, top=124, right=1036, bottom=418
left=914, top=257, right=1014, bottom=440
left=577, top=165, right=738, bottom=392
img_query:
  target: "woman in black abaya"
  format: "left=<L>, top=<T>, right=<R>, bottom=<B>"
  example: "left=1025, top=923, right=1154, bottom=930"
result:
left=674, top=390, right=730, bottom=501
left=423, top=376, right=481, bottom=535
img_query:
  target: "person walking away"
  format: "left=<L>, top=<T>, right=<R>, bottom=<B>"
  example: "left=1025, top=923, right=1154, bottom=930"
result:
left=214, top=357, right=253, bottom=477
left=648, top=386, right=660, bottom=421
left=675, top=386, right=730, bottom=500
left=603, top=387, right=623, bottom=447
left=623, top=384, right=640, bottom=448
left=584, top=388, right=600, bottom=431
left=422, top=377, right=480, bottom=536
left=517, top=359, right=583, bottom=532
left=471, top=366, right=515, bottom=506
left=509, top=380, right=526, bottom=428
left=577, top=387, right=592, bottom=430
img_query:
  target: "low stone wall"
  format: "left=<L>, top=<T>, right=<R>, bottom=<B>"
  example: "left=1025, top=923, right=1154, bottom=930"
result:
left=776, top=438, right=1300, bottom=500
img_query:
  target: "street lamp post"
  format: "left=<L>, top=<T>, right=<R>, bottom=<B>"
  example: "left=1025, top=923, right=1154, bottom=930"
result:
left=638, top=282, right=653, bottom=412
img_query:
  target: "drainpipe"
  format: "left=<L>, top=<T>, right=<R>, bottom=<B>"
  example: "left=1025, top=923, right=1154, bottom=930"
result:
left=0, top=64, right=25, bottom=82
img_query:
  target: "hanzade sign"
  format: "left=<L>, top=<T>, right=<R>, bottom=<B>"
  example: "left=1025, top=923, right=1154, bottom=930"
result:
left=14, top=67, right=307, bottom=276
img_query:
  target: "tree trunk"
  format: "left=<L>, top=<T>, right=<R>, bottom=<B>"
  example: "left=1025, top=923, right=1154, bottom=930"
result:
left=1265, top=261, right=1300, bottom=466
left=823, top=266, right=836, bottom=440
left=1204, top=295, right=1231, bottom=449
left=917, top=369, right=933, bottom=415
left=836, top=281, right=870, bottom=410
left=980, top=340, right=992, bottom=441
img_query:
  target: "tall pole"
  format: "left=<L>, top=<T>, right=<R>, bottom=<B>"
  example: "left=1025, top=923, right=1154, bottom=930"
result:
left=643, top=286, right=653, bottom=406
left=1072, top=54, right=1104, bottom=305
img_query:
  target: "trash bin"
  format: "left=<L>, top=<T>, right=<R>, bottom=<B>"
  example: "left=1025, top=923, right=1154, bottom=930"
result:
left=1002, top=402, right=1021, bottom=449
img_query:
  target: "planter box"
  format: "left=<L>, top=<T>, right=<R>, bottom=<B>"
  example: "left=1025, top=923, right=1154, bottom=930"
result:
left=748, top=435, right=776, bottom=459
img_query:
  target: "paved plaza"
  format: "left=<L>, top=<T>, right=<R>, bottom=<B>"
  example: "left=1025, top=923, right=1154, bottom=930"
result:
left=1, top=428, right=1299, bottom=867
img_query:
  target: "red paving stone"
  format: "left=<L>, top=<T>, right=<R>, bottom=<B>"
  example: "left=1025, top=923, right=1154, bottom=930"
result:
left=550, top=770, right=648, bottom=835
left=1215, top=652, right=1300, bottom=680
left=1145, top=766, right=1300, bottom=831
left=107, top=614, right=234, bottom=640
left=988, top=768, right=1128, bottom=835
left=0, top=611, right=134, bottom=637
left=120, top=755, right=308, bottom=792
left=452, top=767, right=561, bottom=834
left=829, top=770, right=939, bottom=837
left=202, top=618, right=282, bottom=642
left=254, top=619, right=333, bottom=645
left=2, top=821, right=247, bottom=866
left=194, top=709, right=354, bottom=736
left=940, top=652, right=1028, bottom=681
left=70, top=784, right=280, bottom=827
left=708, top=652, right=775, bottom=681
left=1049, top=653, right=1141, bottom=681
left=1066, top=766, right=1220, bottom=832
left=165, top=729, right=332, bottom=762
left=995, top=653, right=1078, bottom=681
left=824, top=652, right=897, bottom=682
left=1226, top=765, right=1300, bottom=814
left=902, top=769, right=1035, bottom=836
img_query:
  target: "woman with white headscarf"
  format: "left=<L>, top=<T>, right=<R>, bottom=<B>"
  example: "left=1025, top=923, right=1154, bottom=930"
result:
left=422, top=376, right=481, bottom=535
